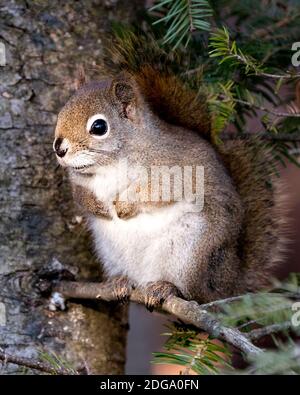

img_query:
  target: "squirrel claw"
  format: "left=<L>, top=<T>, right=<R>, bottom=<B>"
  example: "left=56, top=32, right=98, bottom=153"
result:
left=143, top=281, right=181, bottom=312
left=111, top=276, right=135, bottom=304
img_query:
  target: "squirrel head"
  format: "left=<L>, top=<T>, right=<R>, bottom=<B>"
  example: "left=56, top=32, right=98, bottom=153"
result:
left=54, top=73, right=146, bottom=174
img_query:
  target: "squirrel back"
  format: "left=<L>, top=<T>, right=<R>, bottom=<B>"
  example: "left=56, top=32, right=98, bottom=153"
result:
left=100, top=35, right=288, bottom=291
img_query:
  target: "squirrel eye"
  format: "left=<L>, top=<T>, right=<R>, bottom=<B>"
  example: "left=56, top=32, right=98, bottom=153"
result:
left=87, top=114, right=109, bottom=138
left=90, top=119, right=107, bottom=136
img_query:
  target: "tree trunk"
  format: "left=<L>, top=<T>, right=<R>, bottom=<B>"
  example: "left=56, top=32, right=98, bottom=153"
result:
left=0, top=0, right=143, bottom=374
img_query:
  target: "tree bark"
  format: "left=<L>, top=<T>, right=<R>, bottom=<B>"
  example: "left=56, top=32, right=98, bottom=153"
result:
left=0, top=0, right=143, bottom=374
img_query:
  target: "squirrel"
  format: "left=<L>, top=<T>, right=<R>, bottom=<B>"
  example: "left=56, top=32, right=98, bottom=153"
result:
left=53, top=36, right=287, bottom=310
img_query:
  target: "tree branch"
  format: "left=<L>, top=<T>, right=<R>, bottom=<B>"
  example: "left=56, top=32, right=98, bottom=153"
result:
left=53, top=281, right=263, bottom=357
left=219, top=95, right=300, bottom=118
left=0, top=350, right=74, bottom=375
left=221, top=132, right=300, bottom=142
left=233, top=97, right=300, bottom=118
left=247, top=322, right=292, bottom=341
left=230, top=52, right=300, bottom=81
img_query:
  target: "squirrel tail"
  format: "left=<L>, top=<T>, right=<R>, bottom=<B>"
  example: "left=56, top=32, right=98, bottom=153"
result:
left=106, top=33, right=288, bottom=290
left=218, top=139, right=289, bottom=291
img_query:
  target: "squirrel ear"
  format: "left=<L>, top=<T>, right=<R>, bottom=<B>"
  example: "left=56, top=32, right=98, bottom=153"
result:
left=111, top=75, right=138, bottom=121
left=75, top=66, right=87, bottom=90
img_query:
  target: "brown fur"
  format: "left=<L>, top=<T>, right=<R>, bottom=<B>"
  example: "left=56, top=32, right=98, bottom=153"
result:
left=113, top=64, right=287, bottom=296
left=55, top=56, right=287, bottom=303
left=134, top=66, right=211, bottom=139
left=106, top=41, right=287, bottom=288
left=72, top=183, right=112, bottom=219
left=218, top=140, right=288, bottom=292
left=130, top=65, right=287, bottom=293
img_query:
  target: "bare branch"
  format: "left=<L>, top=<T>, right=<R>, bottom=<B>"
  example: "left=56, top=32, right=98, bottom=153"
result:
left=247, top=322, right=293, bottom=341
left=219, top=94, right=300, bottom=118
left=233, top=97, right=300, bottom=118
left=200, top=294, right=255, bottom=309
left=221, top=132, right=300, bottom=142
left=0, top=350, right=74, bottom=375
left=54, top=281, right=263, bottom=357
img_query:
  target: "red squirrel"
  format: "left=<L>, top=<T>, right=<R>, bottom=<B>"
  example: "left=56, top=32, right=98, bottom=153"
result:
left=53, top=43, right=286, bottom=310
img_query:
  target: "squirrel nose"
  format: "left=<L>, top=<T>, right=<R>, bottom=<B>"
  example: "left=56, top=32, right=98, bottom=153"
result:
left=54, top=137, right=68, bottom=158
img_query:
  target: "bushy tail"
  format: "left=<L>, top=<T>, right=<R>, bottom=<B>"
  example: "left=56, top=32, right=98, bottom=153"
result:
left=218, top=139, right=288, bottom=291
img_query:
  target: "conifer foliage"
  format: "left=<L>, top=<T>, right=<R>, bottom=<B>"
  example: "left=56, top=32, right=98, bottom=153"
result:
left=146, top=0, right=300, bottom=374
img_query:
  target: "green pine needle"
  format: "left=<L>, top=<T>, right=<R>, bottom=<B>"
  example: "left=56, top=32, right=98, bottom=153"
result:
left=150, top=0, right=213, bottom=49
left=152, top=322, right=232, bottom=374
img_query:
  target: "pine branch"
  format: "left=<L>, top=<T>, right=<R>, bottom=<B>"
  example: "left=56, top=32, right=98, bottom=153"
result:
left=181, top=341, right=207, bottom=375
left=153, top=329, right=231, bottom=374
left=247, top=345, right=300, bottom=375
left=209, top=27, right=300, bottom=80
left=150, top=0, right=213, bottom=49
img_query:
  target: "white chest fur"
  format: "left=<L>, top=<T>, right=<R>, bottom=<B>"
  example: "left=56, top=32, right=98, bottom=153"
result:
left=73, top=167, right=206, bottom=291
left=90, top=204, right=206, bottom=292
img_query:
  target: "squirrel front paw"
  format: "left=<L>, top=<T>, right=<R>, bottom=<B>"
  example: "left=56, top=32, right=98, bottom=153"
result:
left=110, top=275, right=135, bottom=304
left=143, top=281, right=181, bottom=312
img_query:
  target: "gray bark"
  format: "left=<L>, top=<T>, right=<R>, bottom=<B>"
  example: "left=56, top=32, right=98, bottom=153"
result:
left=0, top=0, right=143, bottom=374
